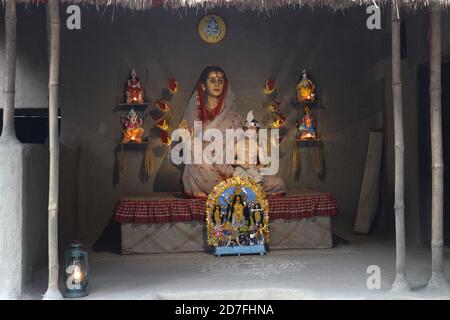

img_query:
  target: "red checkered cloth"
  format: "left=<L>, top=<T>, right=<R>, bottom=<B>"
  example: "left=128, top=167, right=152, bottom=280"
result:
left=114, top=192, right=338, bottom=224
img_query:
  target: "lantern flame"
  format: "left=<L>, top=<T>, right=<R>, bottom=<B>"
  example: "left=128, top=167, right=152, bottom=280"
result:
left=73, top=265, right=83, bottom=283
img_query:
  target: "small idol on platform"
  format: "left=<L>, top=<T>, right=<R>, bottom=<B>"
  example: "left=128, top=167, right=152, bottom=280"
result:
left=126, top=69, right=144, bottom=104
left=121, top=108, right=145, bottom=143
left=226, top=193, right=250, bottom=228
left=297, top=69, right=316, bottom=102
left=296, top=106, right=317, bottom=140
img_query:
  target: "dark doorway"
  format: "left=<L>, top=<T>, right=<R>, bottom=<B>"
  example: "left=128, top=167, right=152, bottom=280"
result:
left=0, top=108, right=60, bottom=144
left=418, top=61, right=450, bottom=247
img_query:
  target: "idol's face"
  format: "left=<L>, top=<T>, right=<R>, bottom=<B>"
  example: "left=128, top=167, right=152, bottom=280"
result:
left=236, top=195, right=241, bottom=201
left=306, top=117, right=311, bottom=127
left=205, top=71, right=225, bottom=98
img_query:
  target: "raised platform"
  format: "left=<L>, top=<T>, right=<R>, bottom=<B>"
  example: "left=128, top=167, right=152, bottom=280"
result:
left=114, top=189, right=338, bottom=224
left=113, top=189, right=338, bottom=254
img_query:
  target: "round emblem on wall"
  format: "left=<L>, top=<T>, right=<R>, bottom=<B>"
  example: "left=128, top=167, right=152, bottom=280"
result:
left=197, top=14, right=227, bottom=44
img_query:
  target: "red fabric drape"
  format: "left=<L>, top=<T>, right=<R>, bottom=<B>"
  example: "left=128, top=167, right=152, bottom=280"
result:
left=197, top=81, right=228, bottom=122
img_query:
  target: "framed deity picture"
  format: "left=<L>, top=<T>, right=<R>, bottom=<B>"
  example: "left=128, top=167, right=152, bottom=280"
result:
left=205, top=177, right=269, bottom=256
left=197, top=13, right=227, bottom=44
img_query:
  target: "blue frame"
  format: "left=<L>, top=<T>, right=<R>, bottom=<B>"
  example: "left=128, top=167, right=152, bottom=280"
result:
left=214, top=245, right=266, bottom=257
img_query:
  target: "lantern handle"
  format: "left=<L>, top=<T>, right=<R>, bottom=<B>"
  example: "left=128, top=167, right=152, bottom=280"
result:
left=81, top=250, right=89, bottom=285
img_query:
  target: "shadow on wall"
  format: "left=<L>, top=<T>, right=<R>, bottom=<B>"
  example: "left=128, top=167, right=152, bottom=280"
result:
left=92, top=216, right=122, bottom=254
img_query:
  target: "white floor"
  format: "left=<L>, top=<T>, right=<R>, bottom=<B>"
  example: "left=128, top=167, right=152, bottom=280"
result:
left=28, top=234, right=450, bottom=300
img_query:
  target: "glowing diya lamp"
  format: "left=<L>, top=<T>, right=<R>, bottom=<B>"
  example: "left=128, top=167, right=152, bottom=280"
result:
left=168, top=78, right=178, bottom=95
left=156, top=117, right=169, bottom=131
left=155, top=99, right=170, bottom=112
left=267, top=99, right=281, bottom=113
left=271, top=115, right=286, bottom=129
left=160, top=131, right=172, bottom=145
left=301, top=132, right=316, bottom=140
left=264, top=79, right=276, bottom=95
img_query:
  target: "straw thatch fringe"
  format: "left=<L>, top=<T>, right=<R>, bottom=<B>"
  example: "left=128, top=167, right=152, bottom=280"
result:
left=291, top=142, right=300, bottom=180
left=144, top=142, right=153, bottom=176
left=120, top=143, right=126, bottom=176
left=314, top=142, right=324, bottom=177
left=13, top=0, right=450, bottom=12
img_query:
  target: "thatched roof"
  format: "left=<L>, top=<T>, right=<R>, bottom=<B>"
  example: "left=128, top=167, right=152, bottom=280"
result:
left=16, top=0, right=450, bottom=11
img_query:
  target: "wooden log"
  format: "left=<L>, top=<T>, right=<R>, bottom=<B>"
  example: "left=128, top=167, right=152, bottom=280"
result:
left=43, top=0, right=63, bottom=300
left=391, top=0, right=410, bottom=292
left=353, top=131, right=383, bottom=234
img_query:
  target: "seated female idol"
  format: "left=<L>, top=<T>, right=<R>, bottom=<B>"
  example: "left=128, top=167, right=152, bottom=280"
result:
left=178, top=66, right=285, bottom=198
left=178, top=66, right=240, bottom=198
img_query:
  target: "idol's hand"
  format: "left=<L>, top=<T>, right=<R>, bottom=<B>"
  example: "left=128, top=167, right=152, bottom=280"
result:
left=179, top=119, right=188, bottom=130
left=178, top=120, right=194, bottom=138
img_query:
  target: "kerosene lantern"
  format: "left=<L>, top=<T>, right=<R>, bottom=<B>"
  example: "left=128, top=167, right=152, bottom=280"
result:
left=63, top=241, right=89, bottom=298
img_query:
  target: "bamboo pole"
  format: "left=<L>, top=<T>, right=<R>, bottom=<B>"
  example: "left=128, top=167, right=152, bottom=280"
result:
left=391, top=0, right=410, bottom=292
left=43, top=0, right=63, bottom=300
left=427, top=6, right=449, bottom=291
left=0, top=0, right=19, bottom=144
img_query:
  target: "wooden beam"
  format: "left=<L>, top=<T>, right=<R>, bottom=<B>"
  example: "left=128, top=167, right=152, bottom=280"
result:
left=391, top=0, right=410, bottom=292
left=427, top=6, right=449, bottom=291
left=353, top=131, right=383, bottom=234
left=43, top=0, right=63, bottom=300
left=0, top=0, right=19, bottom=143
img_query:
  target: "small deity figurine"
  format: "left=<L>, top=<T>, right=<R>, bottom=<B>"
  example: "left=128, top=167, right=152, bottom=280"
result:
left=228, top=194, right=244, bottom=225
left=297, top=69, right=316, bottom=102
left=126, top=69, right=144, bottom=104
left=233, top=111, right=263, bottom=184
left=232, top=111, right=287, bottom=195
left=255, top=222, right=267, bottom=245
left=226, top=192, right=250, bottom=228
left=251, top=203, right=264, bottom=230
left=211, top=205, right=223, bottom=226
left=210, top=205, right=224, bottom=246
left=296, top=106, right=317, bottom=140
left=121, top=108, right=145, bottom=143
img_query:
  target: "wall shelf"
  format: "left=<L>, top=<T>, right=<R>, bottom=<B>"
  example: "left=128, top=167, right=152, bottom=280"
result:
left=116, top=142, right=149, bottom=152
left=114, top=102, right=151, bottom=113
left=296, top=100, right=320, bottom=107
left=296, top=139, right=322, bottom=147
